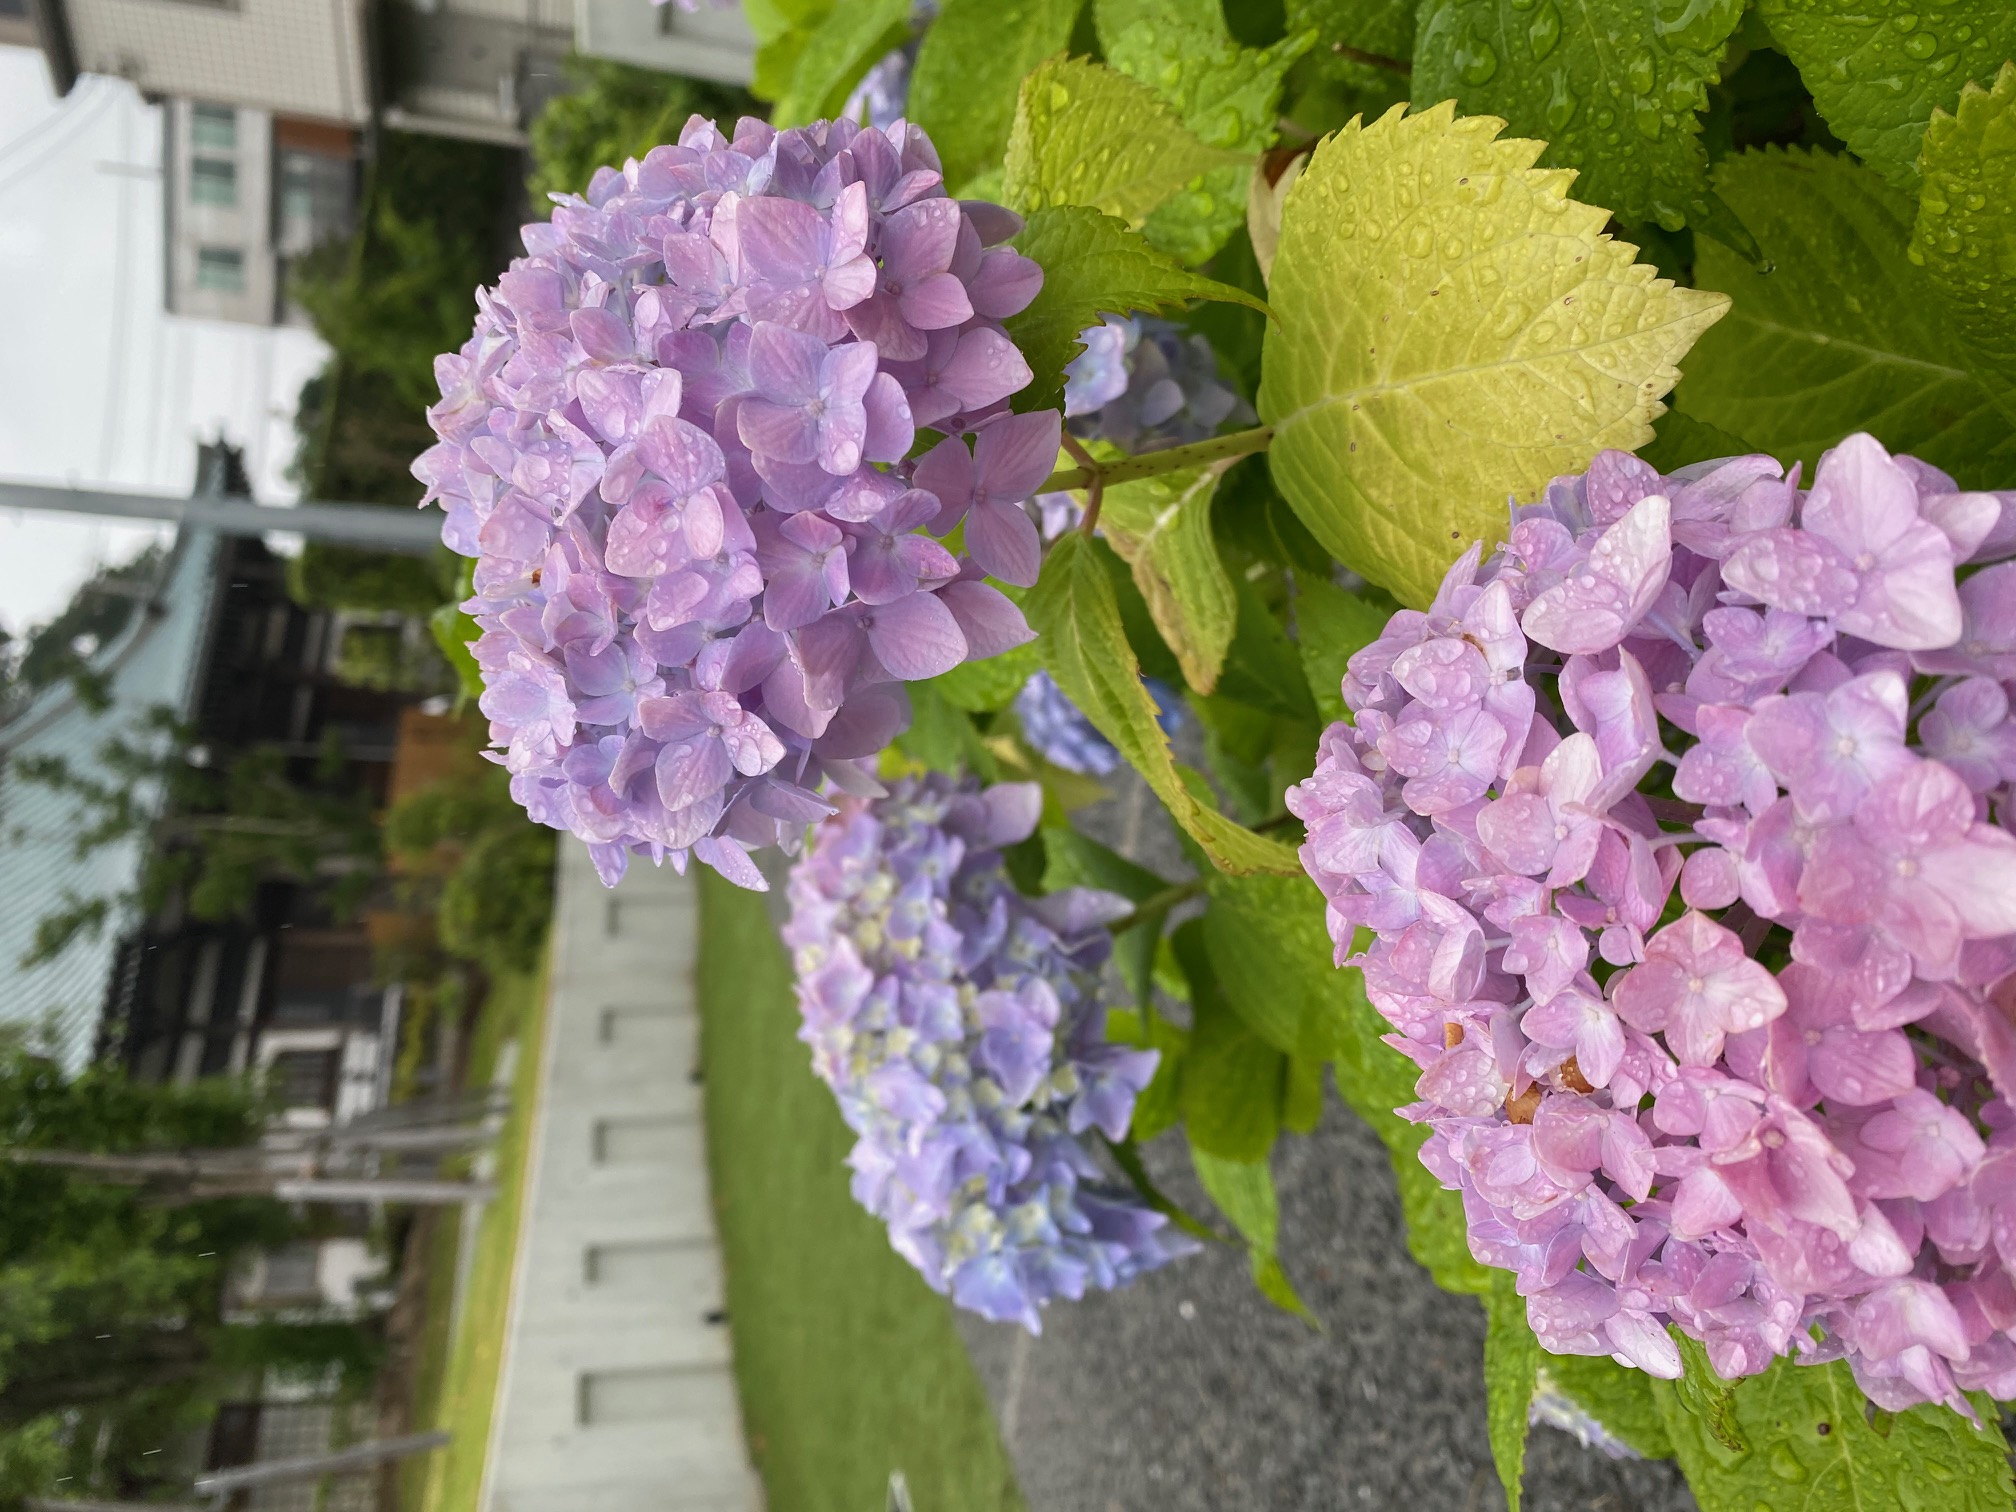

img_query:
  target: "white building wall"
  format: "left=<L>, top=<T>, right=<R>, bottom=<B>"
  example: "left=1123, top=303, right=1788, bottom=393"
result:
left=574, top=0, right=756, bottom=86
left=62, top=0, right=370, bottom=125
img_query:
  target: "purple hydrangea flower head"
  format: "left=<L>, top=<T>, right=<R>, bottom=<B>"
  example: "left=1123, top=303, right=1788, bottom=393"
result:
left=414, top=114, right=1053, bottom=890
left=784, top=774, right=1197, bottom=1329
left=1290, top=432, right=2016, bottom=1413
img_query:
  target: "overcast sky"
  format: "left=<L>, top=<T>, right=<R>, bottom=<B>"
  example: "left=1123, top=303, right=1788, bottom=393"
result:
left=0, top=45, right=330, bottom=640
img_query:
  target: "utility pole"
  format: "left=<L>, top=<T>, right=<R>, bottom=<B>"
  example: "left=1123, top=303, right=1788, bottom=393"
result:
left=0, top=478, right=444, bottom=554
left=190, top=1432, right=450, bottom=1497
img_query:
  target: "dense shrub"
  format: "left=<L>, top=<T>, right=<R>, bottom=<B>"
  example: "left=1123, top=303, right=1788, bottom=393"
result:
left=438, top=824, right=556, bottom=974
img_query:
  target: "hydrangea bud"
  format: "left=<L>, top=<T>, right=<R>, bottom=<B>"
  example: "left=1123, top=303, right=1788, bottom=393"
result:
left=784, top=774, right=1195, bottom=1329
left=1290, top=433, right=2016, bottom=1413
left=414, top=115, right=1053, bottom=890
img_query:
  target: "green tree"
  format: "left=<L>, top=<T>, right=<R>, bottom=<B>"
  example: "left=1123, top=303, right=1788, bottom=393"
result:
left=0, top=1050, right=377, bottom=1506
left=13, top=712, right=384, bottom=967
left=528, top=55, right=756, bottom=201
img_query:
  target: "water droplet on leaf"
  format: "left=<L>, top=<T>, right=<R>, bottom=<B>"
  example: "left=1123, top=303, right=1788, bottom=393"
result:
left=1767, top=1445, right=1807, bottom=1482
left=1528, top=2, right=1562, bottom=60
left=1545, top=71, right=1579, bottom=131
left=1456, top=28, right=1501, bottom=84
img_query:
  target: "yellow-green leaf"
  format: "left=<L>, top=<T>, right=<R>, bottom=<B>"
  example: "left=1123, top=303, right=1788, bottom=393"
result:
left=1256, top=101, right=1729, bottom=607
left=1007, top=205, right=1270, bottom=414
left=1095, top=458, right=1237, bottom=693
left=1003, top=55, right=1250, bottom=228
left=1913, top=63, right=2016, bottom=424
left=1653, top=1333, right=2016, bottom=1512
left=1095, top=0, right=1314, bottom=263
left=1025, top=534, right=1300, bottom=874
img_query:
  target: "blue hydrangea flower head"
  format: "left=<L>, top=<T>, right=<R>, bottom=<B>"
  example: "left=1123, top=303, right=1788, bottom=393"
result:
left=784, top=773, right=1196, bottom=1329
left=1014, top=670, right=1183, bottom=775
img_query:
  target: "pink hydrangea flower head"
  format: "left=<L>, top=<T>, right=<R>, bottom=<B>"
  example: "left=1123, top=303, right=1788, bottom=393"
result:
left=1289, top=434, right=2016, bottom=1414
left=414, top=115, right=1051, bottom=890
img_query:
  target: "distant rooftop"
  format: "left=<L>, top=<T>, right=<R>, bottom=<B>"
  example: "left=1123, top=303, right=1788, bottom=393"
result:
left=0, top=523, right=223, bottom=1071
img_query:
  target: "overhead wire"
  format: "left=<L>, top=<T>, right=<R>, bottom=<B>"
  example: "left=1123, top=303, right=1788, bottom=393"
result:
left=0, top=83, right=116, bottom=197
left=0, top=75, right=104, bottom=175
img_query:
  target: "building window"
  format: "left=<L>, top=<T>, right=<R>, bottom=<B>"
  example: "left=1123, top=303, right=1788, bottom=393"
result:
left=269, top=1049, right=338, bottom=1110
left=259, top=1242, right=322, bottom=1301
left=196, top=246, right=245, bottom=292
left=190, top=103, right=236, bottom=152
left=190, top=157, right=237, bottom=207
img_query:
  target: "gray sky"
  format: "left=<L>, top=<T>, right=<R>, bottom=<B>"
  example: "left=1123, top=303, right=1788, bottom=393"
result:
left=0, top=45, right=330, bottom=640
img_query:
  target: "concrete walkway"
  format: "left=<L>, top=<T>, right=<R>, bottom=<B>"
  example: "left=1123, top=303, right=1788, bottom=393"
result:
left=481, top=844, right=762, bottom=1512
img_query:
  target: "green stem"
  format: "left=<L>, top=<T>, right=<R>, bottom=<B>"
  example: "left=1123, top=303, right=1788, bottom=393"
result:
left=1043, top=425, right=1275, bottom=499
left=1106, top=878, right=1207, bottom=937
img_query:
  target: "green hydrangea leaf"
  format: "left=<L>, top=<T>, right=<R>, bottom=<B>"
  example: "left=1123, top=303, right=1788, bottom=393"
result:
left=1289, top=0, right=1418, bottom=64
left=1677, top=146, right=2016, bottom=490
left=1293, top=575, right=1393, bottom=723
left=1257, top=101, right=1729, bottom=608
left=1326, top=936, right=1495, bottom=1295
left=1484, top=1270, right=1538, bottom=1512
left=927, top=636, right=1041, bottom=713
left=1006, top=204, right=1271, bottom=416
left=909, top=0, right=1085, bottom=192
left=1095, top=458, right=1238, bottom=693
left=1191, top=1145, right=1316, bottom=1321
left=1003, top=55, right=1251, bottom=228
left=1756, top=0, right=2016, bottom=187
left=1202, top=870, right=1337, bottom=1053
left=1636, top=405, right=1758, bottom=473
left=745, top=0, right=831, bottom=100
left=1026, top=534, right=1302, bottom=873
left=1171, top=921, right=1286, bottom=1161
left=889, top=679, right=978, bottom=774
left=1414, top=0, right=1749, bottom=232
left=1095, top=0, right=1314, bottom=263
left=1539, top=1353, right=1674, bottom=1461
left=428, top=603, right=483, bottom=703
left=1652, top=1334, right=2016, bottom=1512
left=771, top=0, right=911, bottom=125
left=1912, top=63, right=2016, bottom=422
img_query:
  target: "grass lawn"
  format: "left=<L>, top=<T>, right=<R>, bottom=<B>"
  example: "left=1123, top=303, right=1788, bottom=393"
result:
left=405, top=959, right=550, bottom=1512
left=697, top=872, right=1025, bottom=1512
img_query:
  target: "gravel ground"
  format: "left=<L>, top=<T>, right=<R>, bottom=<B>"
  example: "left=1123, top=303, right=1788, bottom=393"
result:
left=956, top=1092, right=1698, bottom=1512
left=952, top=774, right=1700, bottom=1512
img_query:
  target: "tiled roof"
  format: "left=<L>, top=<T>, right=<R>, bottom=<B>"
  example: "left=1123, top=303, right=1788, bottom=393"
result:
left=0, top=528, right=223, bottom=1071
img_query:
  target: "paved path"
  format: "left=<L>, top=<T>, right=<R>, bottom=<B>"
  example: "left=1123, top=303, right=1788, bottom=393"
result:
left=482, top=845, right=762, bottom=1512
